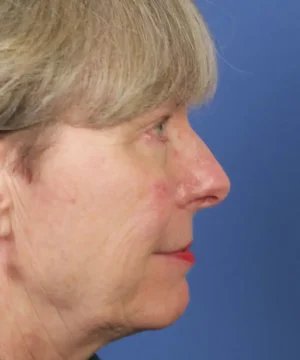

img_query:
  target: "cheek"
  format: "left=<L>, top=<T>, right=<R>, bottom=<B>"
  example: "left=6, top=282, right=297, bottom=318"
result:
left=151, top=181, right=173, bottom=224
left=102, top=180, right=174, bottom=298
left=172, top=148, right=180, bottom=158
left=153, top=181, right=169, bottom=199
left=117, top=179, right=172, bottom=247
left=103, top=179, right=173, bottom=263
left=147, top=180, right=174, bottom=231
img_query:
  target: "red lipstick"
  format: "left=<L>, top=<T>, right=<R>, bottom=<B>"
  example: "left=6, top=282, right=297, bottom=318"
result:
left=171, top=250, right=195, bottom=264
left=157, top=242, right=195, bottom=265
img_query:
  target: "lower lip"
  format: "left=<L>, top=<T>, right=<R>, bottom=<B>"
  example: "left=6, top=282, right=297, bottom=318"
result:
left=163, top=251, right=195, bottom=265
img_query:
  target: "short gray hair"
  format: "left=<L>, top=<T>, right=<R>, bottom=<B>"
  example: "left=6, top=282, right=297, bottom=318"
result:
left=0, top=0, right=217, bottom=132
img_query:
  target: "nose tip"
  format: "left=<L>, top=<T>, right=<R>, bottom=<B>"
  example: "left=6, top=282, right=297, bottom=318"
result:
left=195, top=164, right=231, bottom=208
left=175, top=159, right=231, bottom=212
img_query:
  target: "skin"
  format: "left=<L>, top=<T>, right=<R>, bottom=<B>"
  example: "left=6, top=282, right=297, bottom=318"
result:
left=0, top=102, right=230, bottom=360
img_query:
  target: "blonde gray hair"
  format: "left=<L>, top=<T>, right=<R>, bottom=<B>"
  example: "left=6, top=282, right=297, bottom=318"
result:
left=0, top=0, right=217, bottom=133
left=0, top=1, right=217, bottom=180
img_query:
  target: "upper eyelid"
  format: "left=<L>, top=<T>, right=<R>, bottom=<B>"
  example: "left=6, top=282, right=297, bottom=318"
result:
left=155, top=114, right=172, bottom=124
left=142, top=114, right=172, bottom=132
left=130, top=110, right=174, bottom=140
left=161, top=114, right=172, bottom=121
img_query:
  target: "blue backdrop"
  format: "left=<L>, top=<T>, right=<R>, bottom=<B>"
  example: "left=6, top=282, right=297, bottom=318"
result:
left=99, top=1, right=300, bottom=359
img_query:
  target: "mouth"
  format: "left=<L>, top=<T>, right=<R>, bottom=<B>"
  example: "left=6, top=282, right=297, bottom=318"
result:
left=155, top=242, right=195, bottom=265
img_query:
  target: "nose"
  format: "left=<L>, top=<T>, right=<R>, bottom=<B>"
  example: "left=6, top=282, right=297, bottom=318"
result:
left=174, top=130, right=231, bottom=213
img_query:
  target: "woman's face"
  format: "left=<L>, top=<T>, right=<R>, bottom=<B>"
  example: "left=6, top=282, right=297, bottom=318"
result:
left=9, top=103, right=230, bottom=341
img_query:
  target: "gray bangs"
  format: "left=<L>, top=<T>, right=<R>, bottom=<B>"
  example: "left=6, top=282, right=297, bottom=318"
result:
left=0, top=0, right=217, bottom=131
left=75, top=0, right=218, bottom=127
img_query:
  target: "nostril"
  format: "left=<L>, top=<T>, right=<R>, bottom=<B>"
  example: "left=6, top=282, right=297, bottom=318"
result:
left=202, top=195, right=219, bottom=207
left=205, top=195, right=219, bottom=204
left=194, top=195, right=219, bottom=209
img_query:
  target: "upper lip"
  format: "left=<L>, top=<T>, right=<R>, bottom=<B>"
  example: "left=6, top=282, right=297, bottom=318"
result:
left=156, top=241, right=192, bottom=254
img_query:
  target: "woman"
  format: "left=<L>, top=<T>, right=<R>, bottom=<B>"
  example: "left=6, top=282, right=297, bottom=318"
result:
left=0, top=1, right=230, bottom=359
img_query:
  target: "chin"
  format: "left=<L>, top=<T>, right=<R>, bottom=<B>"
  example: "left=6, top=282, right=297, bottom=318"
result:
left=152, top=279, right=190, bottom=329
left=128, top=277, right=190, bottom=331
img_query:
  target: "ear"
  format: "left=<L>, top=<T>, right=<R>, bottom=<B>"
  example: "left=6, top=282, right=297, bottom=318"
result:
left=0, top=169, right=13, bottom=240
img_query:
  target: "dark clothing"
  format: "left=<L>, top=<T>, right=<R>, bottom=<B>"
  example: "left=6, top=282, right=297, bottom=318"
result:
left=89, top=354, right=100, bottom=360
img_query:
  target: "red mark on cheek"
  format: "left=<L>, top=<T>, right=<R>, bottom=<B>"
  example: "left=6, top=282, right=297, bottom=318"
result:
left=153, top=181, right=169, bottom=200
left=172, top=149, right=180, bottom=158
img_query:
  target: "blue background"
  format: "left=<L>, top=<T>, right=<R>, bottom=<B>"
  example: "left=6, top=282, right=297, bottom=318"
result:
left=99, top=1, right=300, bottom=359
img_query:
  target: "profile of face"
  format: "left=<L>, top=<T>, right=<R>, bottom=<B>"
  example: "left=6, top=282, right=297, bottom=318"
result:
left=4, top=102, right=230, bottom=350
left=0, top=1, right=231, bottom=358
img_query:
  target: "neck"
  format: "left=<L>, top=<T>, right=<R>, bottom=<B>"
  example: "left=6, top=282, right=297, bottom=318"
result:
left=0, top=275, right=105, bottom=360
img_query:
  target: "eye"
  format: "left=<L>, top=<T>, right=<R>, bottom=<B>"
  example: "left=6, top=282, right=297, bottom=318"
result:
left=150, top=115, right=171, bottom=141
